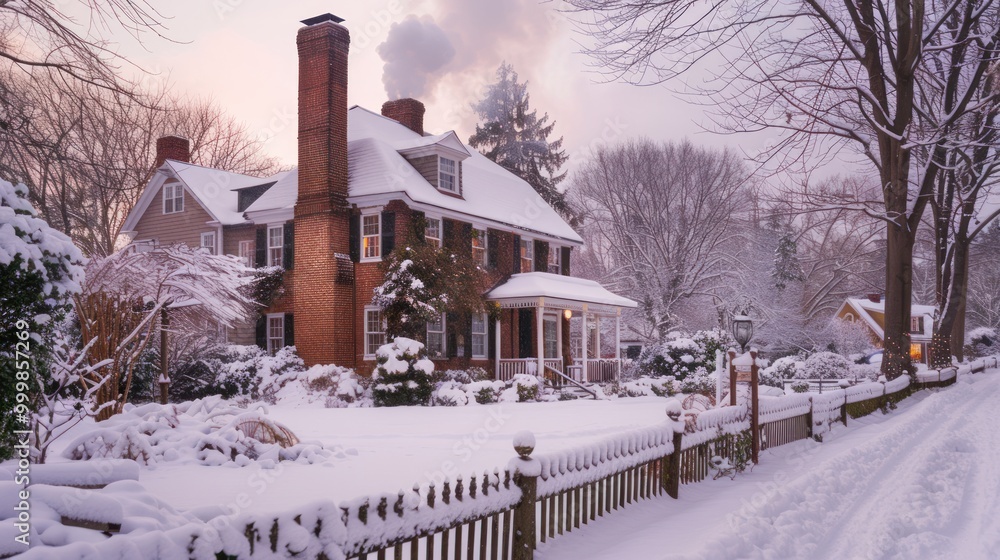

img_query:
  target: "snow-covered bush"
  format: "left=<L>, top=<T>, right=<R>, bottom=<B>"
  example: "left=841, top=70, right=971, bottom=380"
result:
left=499, top=374, right=541, bottom=402
left=768, top=356, right=801, bottom=379
left=467, top=380, right=506, bottom=404
left=617, top=376, right=676, bottom=397
left=965, top=327, right=996, bottom=359
left=678, top=367, right=715, bottom=395
left=431, top=382, right=469, bottom=406
left=757, top=366, right=784, bottom=388
left=635, top=330, right=728, bottom=380
left=790, top=380, right=810, bottom=393
left=848, top=363, right=880, bottom=383
left=372, top=338, right=434, bottom=407
left=432, top=367, right=490, bottom=385
left=798, top=352, right=851, bottom=379
left=210, top=345, right=304, bottom=403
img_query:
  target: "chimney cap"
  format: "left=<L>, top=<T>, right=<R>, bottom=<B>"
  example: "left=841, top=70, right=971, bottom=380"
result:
left=301, top=13, right=345, bottom=26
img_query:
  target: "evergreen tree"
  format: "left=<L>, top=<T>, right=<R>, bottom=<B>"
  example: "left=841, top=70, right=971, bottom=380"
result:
left=469, top=63, right=574, bottom=222
left=772, top=234, right=804, bottom=291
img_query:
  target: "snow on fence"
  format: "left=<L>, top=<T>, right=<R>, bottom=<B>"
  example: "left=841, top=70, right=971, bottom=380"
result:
left=29, top=361, right=995, bottom=560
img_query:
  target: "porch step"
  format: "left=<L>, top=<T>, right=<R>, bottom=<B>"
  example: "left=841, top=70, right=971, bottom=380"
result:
left=559, top=384, right=599, bottom=400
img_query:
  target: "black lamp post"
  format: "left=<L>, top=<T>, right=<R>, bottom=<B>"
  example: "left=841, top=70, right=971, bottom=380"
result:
left=732, top=314, right=753, bottom=354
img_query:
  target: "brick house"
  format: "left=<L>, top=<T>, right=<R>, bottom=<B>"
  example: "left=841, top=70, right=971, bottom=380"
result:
left=121, top=14, right=636, bottom=381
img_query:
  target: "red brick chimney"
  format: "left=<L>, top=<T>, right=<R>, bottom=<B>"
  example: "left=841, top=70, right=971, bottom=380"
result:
left=867, top=293, right=882, bottom=304
left=381, top=98, right=425, bottom=135
left=293, top=13, right=353, bottom=367
left=154, top=136, right=190, bottom=167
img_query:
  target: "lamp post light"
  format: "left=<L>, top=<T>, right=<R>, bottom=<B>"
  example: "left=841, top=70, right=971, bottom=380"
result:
left=732, top=314, right=753, bottom=354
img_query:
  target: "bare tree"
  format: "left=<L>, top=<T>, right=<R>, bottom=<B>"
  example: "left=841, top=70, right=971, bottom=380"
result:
left=572, top=138, right=749, bottom=338
left=564, top=0, right=1000, bottom=377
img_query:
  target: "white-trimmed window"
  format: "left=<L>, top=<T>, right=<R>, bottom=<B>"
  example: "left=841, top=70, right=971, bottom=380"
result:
left=910, top=316, right=924, bottom=333
left=365, top=308, right=386, bottom=357
left=520, top=238, right=533, bottom=272
left=362, top=213, right=381, bottom=260
left=267, top=314, right=284, bottom=355
left=439, top=157, right=457, bottom=192
left=162, top=183, right=184, bottom=214
left=548, top=244, right=561, bottom=274
left=200, top=232, right=216, bottom=255
left=472, top=228, right=487, bottom=267
left=239, top=240, right=254, bottom=266
left=472, top=313, right=488, bottom=359
left=268, top=225, right=283, bottom=267
left=426, top=313, right=446, bottom=357
left=544, top=316, right=558, bottom=359
left=425, top=217, right=442, bottom=248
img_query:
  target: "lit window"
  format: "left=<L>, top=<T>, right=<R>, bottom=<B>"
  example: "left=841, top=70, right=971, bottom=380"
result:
left=268, top=225, right=283, bottom=267
left=472, top=228, right=487, bottom=267
left=200, top=232, right=216, bottom=255
left=426, top=313, right=446, bottom=357
left=910, top=343, right=923, bottom=362
left=544, top=316, right=558, bottom=358
left=425, top=217, right=441, bottom=248
left=363, top=214, right=381, bottom=260
left=439, top=157, right=457, bottom=192
left=239, top=240, right=254, bottom=266
left=472, top=313, right=488, bottom=358
left=267, top=315, right=284, bottom=355
left=162, top=183, right=184, bottom=214
left=365, top=308, right=385, bottom=357
left=520, top=239, right=533, bottom=272
left=548, top=245, right=561, bottom=274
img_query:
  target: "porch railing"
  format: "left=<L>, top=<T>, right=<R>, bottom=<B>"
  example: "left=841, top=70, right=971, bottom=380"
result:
left=497, top=359, right=564, bottom=381
left=580, top=359, right=620, bottom=384
left=499, top=358, right=621, bottom=384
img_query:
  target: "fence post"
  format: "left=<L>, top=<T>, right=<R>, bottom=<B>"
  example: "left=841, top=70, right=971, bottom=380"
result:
left=841, top=392, right=848, bottom=426
left=728, top=350, right=738, bottom=406
left=665, top=402, right=684, bottom=499
left=749, top=350, right=760, bottom=465
left=806, top=396, right=814, bottom=439
left=512, top=432, right=538, bottom=560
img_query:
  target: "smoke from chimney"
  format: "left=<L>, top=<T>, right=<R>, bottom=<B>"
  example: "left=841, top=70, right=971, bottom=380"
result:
left=377, top=15, right=455, bottom=100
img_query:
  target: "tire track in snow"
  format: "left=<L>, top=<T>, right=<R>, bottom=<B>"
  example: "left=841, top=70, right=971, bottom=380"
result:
left=692, top=375, right=995, bottom=560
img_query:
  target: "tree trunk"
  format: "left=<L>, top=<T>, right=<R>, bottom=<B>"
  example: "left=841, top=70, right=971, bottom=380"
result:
left=881, top=222, right=915, bottom=379
left=932, top=240, right=971, bottom=367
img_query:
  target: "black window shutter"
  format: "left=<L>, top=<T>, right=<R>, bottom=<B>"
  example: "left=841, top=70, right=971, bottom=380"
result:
left=464, top=313, right=473, bottom=358
left=349, top=214, right=360, bottom=262
left=461, top=223, right=473, bottom=257
left=284, top=313, right=294, bottom=348
left=283, top=222, right=294, bottom=270
left=487, top=230, right=499, bottom=269
left=255, top=227, right=267, bottom=268
left=561, top=246, right=571, bottom=276
left=518, top=308, right=532, bottom=358
left=488, top=315, right=496, bottom=360
left=255, top=315, right=267, bottom=350
left=535, top=241, right=549, bottom=272
left=512, top=234, right=521, bottom=274
left=412, top=210, right=426, bottom=241
left=382, top=211, right=395, bottom=255
left=443, top=219, right=455, bottom=250
left=447, top=312, right=458, bottom=358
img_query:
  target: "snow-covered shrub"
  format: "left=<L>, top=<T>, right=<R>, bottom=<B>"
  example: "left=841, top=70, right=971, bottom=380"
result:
left=678, top=367, right=715, bottom=395
left=467, top=380, right=505, bottom=404
left=210, top=345, right=304, bottom=403
left=790, top=380, right=810, bottom=393
left=372, top=338, right=434, bottom=407
left=768, top=356, right=801, bottom=379
left=431, top=382, right=469, bottom=406
left=499, top=374, right=541, bottom=402
left=848, top=363, right=880, bottom=383
left=965, top=327, right=996, bottom=359
left=274, top=364, right=369, bottom=408
left=757, top=366, right=784, bottom=388
left=618, top=376, right=676, bottom=397
left=432, top=367, right=490, bottom=385
left=799, top=352, right=851, bottom=379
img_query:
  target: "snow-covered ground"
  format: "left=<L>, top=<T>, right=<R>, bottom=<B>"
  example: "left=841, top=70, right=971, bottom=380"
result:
left=536, top=371, right=1000, bottom=560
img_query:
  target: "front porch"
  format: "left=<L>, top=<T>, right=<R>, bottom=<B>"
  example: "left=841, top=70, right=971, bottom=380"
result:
left=486, top=272, right=638, bottom=387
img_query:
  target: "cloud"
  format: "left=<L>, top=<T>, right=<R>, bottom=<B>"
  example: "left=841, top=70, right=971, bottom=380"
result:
left=376, top=15, right=455, bottom=100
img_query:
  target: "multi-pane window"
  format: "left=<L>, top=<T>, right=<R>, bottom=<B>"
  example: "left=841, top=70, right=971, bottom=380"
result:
left=365, top=308, right=385, bottom=357
left=910, top=316, right=923, bottom=333
left=472, top=229, right=487, bottom=267
left=162, top=183, right=184, bottom=214
left=439, top=157, right=457, bottom=192
left=425, top=217, right=442, bottom=248
left=268, top=225, right=283, bottom=267
left=472, top=313, right=488, bottom=358
left=200, top=232, right=216, bottom=255
left=239, top=240, right=254, bottom=267
left=426, top=313, right=446, bottom=357
left=363, top=214, right=381, bottom=259
left=520, top=239, right=533, bottom=272
left=544, top=317, right=558, bottom=358
left=267, top=315, right=284, bottom=355
left=548, top=245, right=561, bottom=274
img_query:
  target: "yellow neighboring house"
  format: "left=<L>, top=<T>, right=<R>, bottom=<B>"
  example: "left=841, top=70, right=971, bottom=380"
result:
left=834, top=295, right=935, bottom=364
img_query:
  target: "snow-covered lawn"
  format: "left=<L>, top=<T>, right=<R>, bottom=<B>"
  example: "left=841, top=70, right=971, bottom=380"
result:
left=535, top=372, right=1000, bottom=560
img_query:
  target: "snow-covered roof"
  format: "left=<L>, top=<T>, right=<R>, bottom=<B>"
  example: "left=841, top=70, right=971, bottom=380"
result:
left=837, top=297, right=934, bottom=340
left=487, top=272, right=637, bottom=308
left=167, top=161, right=275, bottom=225
left=245, top=169, right=297, bottom=213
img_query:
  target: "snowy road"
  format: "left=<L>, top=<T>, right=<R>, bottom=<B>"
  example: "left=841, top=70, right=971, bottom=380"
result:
left=536, top=371, right=1000, bottom=560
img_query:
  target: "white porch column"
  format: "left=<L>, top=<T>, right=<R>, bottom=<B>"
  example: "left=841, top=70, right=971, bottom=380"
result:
left=615, top=313, right=621, bottom=360
left=580, top=306, right=589, bottom=382
left=556, top=310, right=563, bottom=359
left=494, top=314, right=502, bottom=379
left=594, top=316, right=601, bottom=359
left=536, top=299, right=545, bottom=377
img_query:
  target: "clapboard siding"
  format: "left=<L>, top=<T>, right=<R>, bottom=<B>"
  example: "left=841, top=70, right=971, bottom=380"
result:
left=133, top=181, right=218, bottom=247
left=223, top=223, right=256, bottom=257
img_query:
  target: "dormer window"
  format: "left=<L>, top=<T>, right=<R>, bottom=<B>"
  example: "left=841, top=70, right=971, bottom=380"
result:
left=439, top=157, right=457, bottom=193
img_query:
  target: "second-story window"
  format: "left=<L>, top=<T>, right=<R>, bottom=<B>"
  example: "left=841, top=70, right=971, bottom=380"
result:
left=520, top=238, right=533, bottom=272
left=425, top=217, right=442, bottom=248
left=163, top=183, right=184, bottom=214
left=363, top=214, right=381, bottom=260
left=548, top=245, right=561, bottom=274
left=472, top=228, right=487, bottom=267
left=439, top=157, right=457, bottom=192
left=268, top=225, right=283, bottom=267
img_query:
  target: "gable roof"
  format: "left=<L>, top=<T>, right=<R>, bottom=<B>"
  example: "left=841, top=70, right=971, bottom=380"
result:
left=836, top=297, right=935, bottom=341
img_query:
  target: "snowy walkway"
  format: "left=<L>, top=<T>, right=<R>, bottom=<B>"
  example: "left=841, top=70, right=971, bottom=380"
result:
left=536, top=371, right=1000, bottom=560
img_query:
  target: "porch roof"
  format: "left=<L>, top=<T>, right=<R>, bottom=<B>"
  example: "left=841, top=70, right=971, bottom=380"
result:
left=486, top=272, right=638, bottom=311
